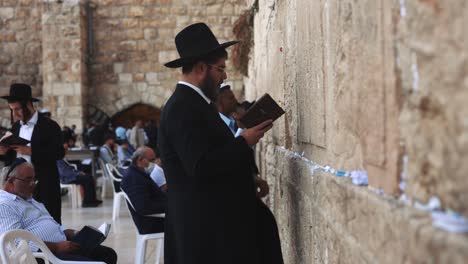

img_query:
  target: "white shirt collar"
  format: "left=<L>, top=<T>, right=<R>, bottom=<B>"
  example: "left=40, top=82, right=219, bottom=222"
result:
left=219, top=113, right=231, bottom=127
left=178, top=81, right=211, bottom=104
left=0, top=190, right=20, bottom=201
left=20, top=111, right=38, bottom=126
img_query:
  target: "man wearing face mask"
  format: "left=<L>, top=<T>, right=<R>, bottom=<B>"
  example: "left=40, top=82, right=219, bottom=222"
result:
left=120, top=147, right=167, bottom=234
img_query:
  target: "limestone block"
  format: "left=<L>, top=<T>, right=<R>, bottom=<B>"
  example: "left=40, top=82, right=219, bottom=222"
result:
left=135, top=82, right=148, bottom=92
left=145, top=72, right=159, bottom=85
left=133, top=73, right=145, bottom=82
left=122, top=18, right=139, bottom=28
left=119, top=40, right=137, bottom=51
left=206, top=4, right=223, bottom=16
left=119, top=73, right=133, bottom=84
left=144, top=28, right=158, bottom=40
left=113, top=63, right=124, bottom=74
left=0, top=8, right=14, bottom=21
left=158, top=51, right=177, bottom=65
left=0, top=32, right=16, bottom=42
left=0, top=54, right=12, bottom=64
left=127, top=6, right=145, bottom=17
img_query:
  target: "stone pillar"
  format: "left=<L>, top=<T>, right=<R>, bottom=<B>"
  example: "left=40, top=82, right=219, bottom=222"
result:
left=41, top=0, right=87, bottom=132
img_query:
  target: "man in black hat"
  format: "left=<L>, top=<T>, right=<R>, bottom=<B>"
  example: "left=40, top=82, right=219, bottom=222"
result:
left=0, top=83, right=64, bottom=224
left=158, top=23, right=283, bottom=264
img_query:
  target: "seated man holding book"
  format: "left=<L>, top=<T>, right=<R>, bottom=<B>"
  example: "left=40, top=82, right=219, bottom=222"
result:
left=121, top=147, right=167, bottom=234
left=57, top=143, right=102, bottom=207
left=0, top=158, right=117, bottom=264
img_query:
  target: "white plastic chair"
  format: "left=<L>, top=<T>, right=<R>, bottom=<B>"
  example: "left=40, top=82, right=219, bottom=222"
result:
left=105, top=163, right=126, bottom=221
left=97, top=159, right=110, bottom=200
left=60, top=184, right=80, bottom=209
left=0, top=229, right=104, bottom=264
left=61, top=163, right=81, bottom=208
left=121, top=189, right=165, bottom=264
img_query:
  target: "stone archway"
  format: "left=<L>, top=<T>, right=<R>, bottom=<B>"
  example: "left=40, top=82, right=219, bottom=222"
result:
left=110, top=103, right=161, bottom=129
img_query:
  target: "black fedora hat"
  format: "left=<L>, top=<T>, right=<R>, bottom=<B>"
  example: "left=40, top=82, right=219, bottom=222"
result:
left=0, top=83, right=40, bottom=102
left=164, top=23, right=238, bottom=68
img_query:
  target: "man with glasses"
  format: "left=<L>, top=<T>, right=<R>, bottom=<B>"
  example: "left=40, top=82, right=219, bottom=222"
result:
left=159, top=23, right=283, bottom=264
left=0, top=158, right=117, bottom=263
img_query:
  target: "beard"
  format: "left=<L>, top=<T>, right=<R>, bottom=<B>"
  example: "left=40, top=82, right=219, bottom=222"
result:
left=199, top=72, right=219, bottom=102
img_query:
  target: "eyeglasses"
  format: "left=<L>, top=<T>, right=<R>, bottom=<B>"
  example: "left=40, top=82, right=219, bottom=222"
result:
left=11, top=177, right=38, bottom=186
left=207, top=64, right=226, bottom=74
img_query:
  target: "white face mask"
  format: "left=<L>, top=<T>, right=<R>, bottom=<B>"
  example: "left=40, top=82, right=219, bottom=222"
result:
left=145, top=162, right=155, bottom=174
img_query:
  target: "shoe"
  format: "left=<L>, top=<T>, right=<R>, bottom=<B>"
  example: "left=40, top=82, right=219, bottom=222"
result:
left=82, top=201, right=102, bottom=208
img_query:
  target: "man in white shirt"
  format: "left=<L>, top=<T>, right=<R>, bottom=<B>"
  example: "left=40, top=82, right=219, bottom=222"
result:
left=0, top=159, right=117, bottom=263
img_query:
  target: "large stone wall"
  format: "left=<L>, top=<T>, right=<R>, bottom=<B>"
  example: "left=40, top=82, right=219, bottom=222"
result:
left=247, top=0, right=468, bottom=263
left=0, top=0, right=43, bottom=127
left=41, top=1, right=88, bottom=131
left=0, top=0, right=247, bottom=128
left=88, top=0, right=246, bottom=117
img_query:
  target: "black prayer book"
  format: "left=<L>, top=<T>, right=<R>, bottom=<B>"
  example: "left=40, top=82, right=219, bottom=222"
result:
left=239, top=93, right=285, bottom=128
left=71, top=223, right=111, bottom=254
left=0, top=134, right=30, bottom=147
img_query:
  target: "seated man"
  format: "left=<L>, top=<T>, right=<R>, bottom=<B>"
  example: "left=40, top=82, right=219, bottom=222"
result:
left=57, top=143, right=102, bottom=207
left=121, top=147, right=167, bottom=234
left=0, top=158, right=117, bottom=263
left=116, top=139, right=132, bottom=167
left=100, top=134, right=117, bottom=165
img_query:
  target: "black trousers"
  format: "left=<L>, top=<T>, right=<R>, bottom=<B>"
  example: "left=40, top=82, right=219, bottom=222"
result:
left=256, top=199, right=284, bottom=264
left=36, top=245, right=117, bottom=264
left=70, top=174, right=97, bottom=204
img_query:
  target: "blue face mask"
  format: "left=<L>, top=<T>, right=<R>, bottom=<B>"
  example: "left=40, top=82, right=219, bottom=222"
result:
left=145, top=162, right=155, bottom=174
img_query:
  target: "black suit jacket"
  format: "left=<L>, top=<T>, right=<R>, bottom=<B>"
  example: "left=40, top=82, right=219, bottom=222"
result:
left=121, top=164, right=166, bottom=234
left=6, top=114, right=64, bottom=223
left=158, top=84, right=259, bottom=264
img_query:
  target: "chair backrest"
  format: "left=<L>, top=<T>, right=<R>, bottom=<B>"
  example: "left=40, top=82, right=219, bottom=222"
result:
left=98, top=158, right=109, bottom=179
left=120, top=189, right=165, bottom=219
left=0, top=229, right=54, bottom=264
left=105, top=164, right=123, bottom=182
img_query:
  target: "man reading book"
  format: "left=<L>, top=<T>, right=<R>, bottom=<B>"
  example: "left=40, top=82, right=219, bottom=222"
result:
left=0, top=159, right=117, bottom=264
left=0, top=83, right=64, bottom=224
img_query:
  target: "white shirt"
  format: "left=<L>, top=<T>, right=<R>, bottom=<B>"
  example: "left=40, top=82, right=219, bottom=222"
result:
left=0, top=190, right=66, bottom=252
left=178, top=81, right=211, bottom=104
left=18, top=111, right=38, bottom=162
left=219, top=112, right=243, bottom=137
left=150, top=163, right=167, bottom=187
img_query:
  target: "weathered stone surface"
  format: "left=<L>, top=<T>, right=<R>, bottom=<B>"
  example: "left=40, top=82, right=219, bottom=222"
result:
left=246, top=0, right=468, bottom=262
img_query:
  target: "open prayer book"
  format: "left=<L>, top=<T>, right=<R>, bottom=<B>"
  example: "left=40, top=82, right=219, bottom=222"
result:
left=0, top=132, right=29, bottom=147
left=72, top=222, right=111, bottom=254
left=239, top=93, right=285, bottom=128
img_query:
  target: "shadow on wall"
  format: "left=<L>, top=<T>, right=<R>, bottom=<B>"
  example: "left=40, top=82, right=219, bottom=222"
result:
left=110, top=103, right=161, bottom=129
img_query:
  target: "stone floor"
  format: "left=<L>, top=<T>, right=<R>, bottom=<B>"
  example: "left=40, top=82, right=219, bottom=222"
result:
left=61, top=194, right=162, bottom=264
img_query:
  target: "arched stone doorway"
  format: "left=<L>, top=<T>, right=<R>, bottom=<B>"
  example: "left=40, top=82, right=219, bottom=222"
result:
left=110, top=103, right=161, bottom=129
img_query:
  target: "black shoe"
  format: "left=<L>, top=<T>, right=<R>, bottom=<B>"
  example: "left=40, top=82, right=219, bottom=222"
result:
left=82, top=201, right=102, bottom=208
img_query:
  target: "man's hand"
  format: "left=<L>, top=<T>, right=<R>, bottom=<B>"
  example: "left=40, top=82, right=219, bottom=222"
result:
left=255, top=176, right=270, bottom=198
left=64, top=229, right=77, bottom=240
left=11, top=145, right=32, bottom=155
left=241, top=120, right=273, bottom=146
left=0, top=146, right=9, bottom=155
left=46, top=241, right=80, bottom=254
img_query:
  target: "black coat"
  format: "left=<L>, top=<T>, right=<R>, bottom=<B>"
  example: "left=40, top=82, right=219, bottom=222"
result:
left=7, top=114, right=64, bottom=223
left=121, top=164, right=166, bottom=234
left=158, top=84, right=260, bottom=264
